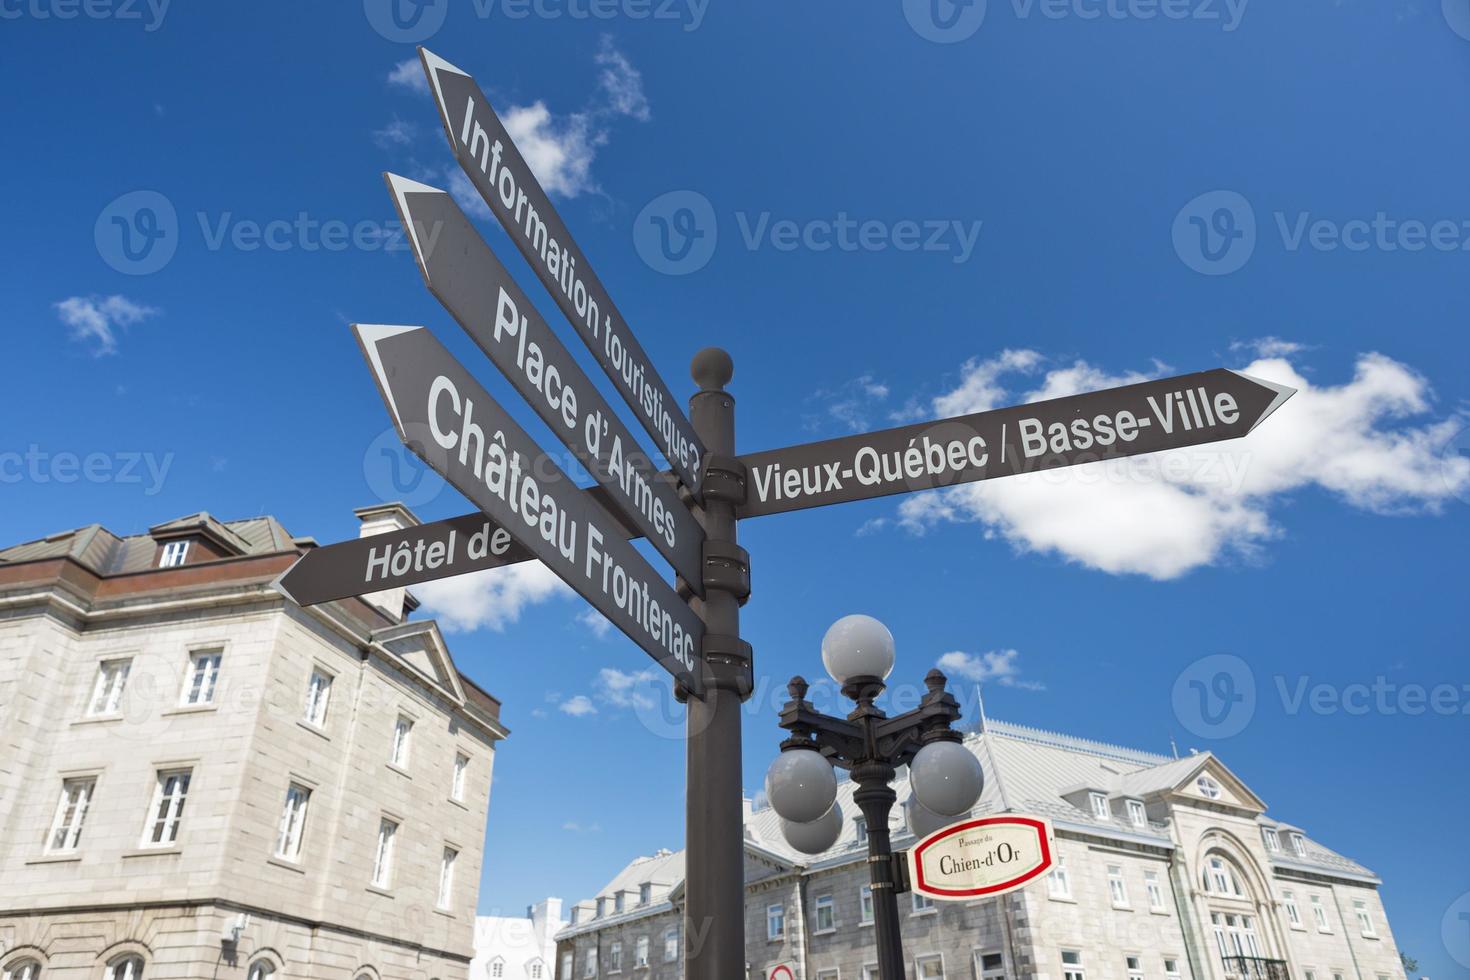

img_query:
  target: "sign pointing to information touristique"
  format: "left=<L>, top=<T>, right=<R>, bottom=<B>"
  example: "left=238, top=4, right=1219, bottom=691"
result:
left=417, top=47, right=707, bottom=495
left=385, top=173, right=706, bottom=588
left=906, top=815, right=1056, bottom=902
left=353, top=323, right=703, bottom=694
left=738, top=368, right=1295, bottom=518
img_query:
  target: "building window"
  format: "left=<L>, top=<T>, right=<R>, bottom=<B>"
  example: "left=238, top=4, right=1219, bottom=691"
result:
left=530, top=962, right=543, bottom=979
left=274, top=783, right=310, bottom=860
left=1107, top=865, right=1129, bottom=907
left=390, top=716, right=413, bottom=767
left=639, top=882, right=652, bottom=904
left=1164, top=959, right=1181, bottom=980
left=817, top=972, right=840, bottom=980
left=1283, top=891, right=1302, bottom=927
left=1048, top=854, right=1072, bottom=900
left=1303, top=971, right=1316, bottom=980
left=1061, top=950, right=1084, bottom=980
left=663, top=927, right=679, bottom=962
left=451, top=752, right=469, bottom=800
left=767, top=903, right=785, bottom=941
left=855, top=817, right=868, bottom=844
left=635, top=936, right=649, bottom=967
left=303, top=669, right=332, bottom=727
left=912, top=891, right=935, bottom=913
left=2, top=959, right=41, bottom=980
left=862, top=967, right=879, bottom=980
left=1206, top=856, right=1241, bottom=896
left=490, top=961, right=505, bottom=979
left=1196, top=776, right=1222, bottom=799
left=142, top=768, right=191, bottom=846
left=1353, top=900, right=1376, bottom=937
left=614, top=892, right=626, bottom=913
left=1125, top=957, right=1143, bottom=980
left=1263, top=829, right=1280, bottom=852
left=916, top=955, right=944, bottom=979
left=1310, top=895, right=1331, bottom=932
left=106, top=955, right=145, bottom=980
left=88, top=657, right=132, bottom=716
left=437, top=846, right=457, bottom=908
left=561, top=953, right=573, bottom=979
left=608, top=942, right=622, bottom=973
left=1145, top=870, right=1166, bottom=911
left=1090, top=792, right=1110, bottom=819
left=372, top=818, right=398, bottom=888
left=815, top=894, right=835, bottom=932
left=1127, top=800, right=1147, bottom=828
left=182, top=649, right=222, bottom=706
left=582, top=949, right=597, bottom=978
left=977, top=950, right=1006, bottom=980
left=860, top=885, right=875, bottom=923
left=247, top=961, right=276, bottom=980
left=159, top=540, right=190, bottom=567
left=46, top=776, right=96, bottom=852
left=1290, top=833, right=1307, bottom=857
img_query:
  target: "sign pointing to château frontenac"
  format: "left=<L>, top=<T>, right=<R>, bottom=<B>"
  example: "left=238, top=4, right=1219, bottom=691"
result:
left=385, top=173, right=706, bottom=589
left=738, top=369, right=1295, bottom=518
left=353, top=323, right=703, bottom=695
left=417, top=47, right=707, bottom=495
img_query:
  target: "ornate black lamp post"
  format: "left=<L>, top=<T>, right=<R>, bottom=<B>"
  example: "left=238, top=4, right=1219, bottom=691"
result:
left=764, top=616, right=985, bottom=980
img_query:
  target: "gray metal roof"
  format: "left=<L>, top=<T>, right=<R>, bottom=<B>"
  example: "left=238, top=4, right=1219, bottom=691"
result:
left=0, top=512, right=298, bottom=574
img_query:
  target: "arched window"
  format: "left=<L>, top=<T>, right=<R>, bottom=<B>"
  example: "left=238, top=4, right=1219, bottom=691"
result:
left=1203, top=855, right=1244, bottom=896
left=105, top=956, right=145, bottom=980
left=246, top=960, right=276, bottom=980
left=3, top=959, right=42, bottom=980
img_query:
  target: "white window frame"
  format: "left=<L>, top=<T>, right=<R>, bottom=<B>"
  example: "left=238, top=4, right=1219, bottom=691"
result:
left=390, top=715, right=413, bottom=768
left=1145, top=869, right=1166, bottom=912
left=303, top=668, right=333, bottom=728
left=437, top=845, right=458, bottom=909
left=1127, top=799, right=1147, bottom=828
left=814, top=893, right=836, bottom=932
left=451, top=751, right=469, bottom=800
left=634, top=936, right=649, bottom=967
left=1164, top=958, right=1182, bottom=980
left=47, top=776, right=97, bottom=853
left=1310, top=894, right=1331, bottom=932
left=1284, top=891, right=1302, bottom=928
left=181, top=648, right=222, bottom=706
left=912, top=890, right=935, bottom=913
left=1049, top=853, right=1072, bottom=900
left=561, top=952, right=573, bottom=980
left=1126, top=955, right=1143, bottom=980
left=663, top=927, right=679, bottom=962
left=1107, top=864, right=1130, bottom=908
left=860, top=884, right=875, bottom=923
left=247, top=960, right=277, bottom=980
left=489, top=959, right=505, bottom=979
left=608, top=940, right=622, bottom=974
left=1263, top=828, right=1281, bottom=852
left=855, top=817, right=868, bottom=844
left=1353, top=900, right=1376, bottom=937
left=1062, top=950, right=1085, bottom=980
left=1290, top=833, right=1307, bottom=857
left=976, top=949, right=1006, bottom=980
left=767, top=902, right=786, bottom=941
left=88, top=657, right=132, bottom=716
left=3, top=960, right=43, bottom=980
left=106, top=954, right=146, bottom=980
left=159, top=539, right=190, bottom=567
left=1090, top=792, right=1110, bottom=819
left=274, top=782, right=311, bottom=861
left=142, top=767, right=192, bottom=846
left=915, top=953, right=945, bottom=979
left=1196, top=776, right=1222, bottom=799
left=583, top=948, right=597, bottom=979
left=372, top=817, right=399, bottom=889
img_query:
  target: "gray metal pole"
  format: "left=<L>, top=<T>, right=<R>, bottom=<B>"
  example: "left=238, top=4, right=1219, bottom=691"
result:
left=685, top=349, right=753, bottom=980
left=852, top=761, right=907, bottom=980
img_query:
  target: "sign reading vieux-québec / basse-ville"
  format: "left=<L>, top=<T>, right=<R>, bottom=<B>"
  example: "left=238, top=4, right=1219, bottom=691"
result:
left=907, top=815, right=1056, bottom=902
left=353, top=323, right=703, bottom=694
left=738, top=369, right=1295, bottom=518
left=384, top=173, right=706, bottom=589
left=416, top=47, right=707, bottom=496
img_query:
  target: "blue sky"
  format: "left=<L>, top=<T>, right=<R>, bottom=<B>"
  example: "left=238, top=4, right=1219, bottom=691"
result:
left=3, top=1, right=1469, bottom=975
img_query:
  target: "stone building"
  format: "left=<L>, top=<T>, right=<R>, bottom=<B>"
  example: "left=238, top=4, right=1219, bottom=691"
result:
left=470, top=899, right=565, bottom=980
left=554, top=721, right=1406, bottom=980
left=0, top=505, right=508, bottom=980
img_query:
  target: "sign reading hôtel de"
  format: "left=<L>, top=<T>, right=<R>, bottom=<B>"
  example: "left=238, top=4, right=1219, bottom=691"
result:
left=907, top=815, right=1057, bottom=902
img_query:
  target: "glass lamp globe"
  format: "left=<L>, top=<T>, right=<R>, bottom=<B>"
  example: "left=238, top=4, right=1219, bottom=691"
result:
left=904, top=793, right=953, bottom=841
left=765, top=748, right=838, bottom=825
left=781, top=801, right=843, bottom=855
left=821, top=614, right=896, bottom=686
left=909, top=740, right=984, bottom=817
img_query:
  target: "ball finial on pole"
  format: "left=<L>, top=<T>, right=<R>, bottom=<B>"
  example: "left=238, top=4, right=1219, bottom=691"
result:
left=691, top=347, right=734, bottom=392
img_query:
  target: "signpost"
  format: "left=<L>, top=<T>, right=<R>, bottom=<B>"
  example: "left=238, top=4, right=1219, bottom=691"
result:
left=353, top=323, right=703, bottom=695
left=384, top=173, right=705, bottom=588
left=417, top=47, right=707, bottom=495
left=906, top=815, right=1056, bottom=902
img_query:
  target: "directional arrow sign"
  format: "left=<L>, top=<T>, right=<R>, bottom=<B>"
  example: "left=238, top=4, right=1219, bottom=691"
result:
left=354, top=323, right=703, bottom=694
left=273, top=488, right=642, bottom=608
left=417, top=47, right=706, bottom=494
left=385, top=173, right=705, bottom=588
left=739, top=368, right=1295, bottom=518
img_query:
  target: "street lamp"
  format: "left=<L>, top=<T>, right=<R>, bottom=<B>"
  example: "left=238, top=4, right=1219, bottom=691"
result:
left=764, top=615, right=984, bottom=980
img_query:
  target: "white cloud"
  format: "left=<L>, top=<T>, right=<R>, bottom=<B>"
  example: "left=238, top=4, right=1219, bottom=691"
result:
left=562, top=820, right=602, bottom=833
left=446, top=169, right=493, bottom=220
left=578, top=608, right=613, bottom=639
left=895, top=345, right=1469, bottom=580
left=559, top=695, right=597, bottom=717
left=387, top=58, right=428, bottom=94
left=1232, top=336, right=1307, bottom=359
left=937, top=649, right=1044, bottom=691
left=595, top=667, right=660, bottom=710
left=594, top=34, right=651, bottom=122
left=806, top=373, right=892, bottom=433
left=53, top=295, right=159, bottom=356
left=414, top=562, right=569, bottom=632
left=372, top=117, right=416, bottom=148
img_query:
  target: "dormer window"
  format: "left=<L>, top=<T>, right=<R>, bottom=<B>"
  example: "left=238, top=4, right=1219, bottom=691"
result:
left=159, top=540, right=190, bottom=568
left=1290, top=833, right=1307, bottom=857
left=595, top=897, right=607, bottom=918
left=640, top=882, right=652, bottom=905
left=614, top=891, right=625, bottom=913
left=1196, top=775, right=1222, bottom=799
left=855, top=817, right=868, bottom=844
left=1126, top=799, right=1147, bottom=828
left=1263, top=829, right=1280, bottom=852
left=1090, top=792, right=1110, bottom=820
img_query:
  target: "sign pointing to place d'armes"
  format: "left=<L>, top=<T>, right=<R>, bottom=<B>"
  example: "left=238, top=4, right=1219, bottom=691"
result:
left=907, top=815, right=1056, bottom=902
left=738, top=369, right=1295, bottom=518
left=417, top=47, right=707, bottom=495
left=353, top=323, right=703, bottom=695
left=385, top=173, right=706, bottom=589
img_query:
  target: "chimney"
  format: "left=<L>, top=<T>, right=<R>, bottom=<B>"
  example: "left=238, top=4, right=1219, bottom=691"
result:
left=354, top=503, right=421, bottom=621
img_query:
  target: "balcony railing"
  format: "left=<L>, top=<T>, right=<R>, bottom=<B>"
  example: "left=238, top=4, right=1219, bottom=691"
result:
left=1222, top=956, right=1290, bottom=980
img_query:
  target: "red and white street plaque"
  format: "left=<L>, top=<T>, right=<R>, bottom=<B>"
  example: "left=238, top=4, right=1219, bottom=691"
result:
left=907, top=815, right=1056, bottom=901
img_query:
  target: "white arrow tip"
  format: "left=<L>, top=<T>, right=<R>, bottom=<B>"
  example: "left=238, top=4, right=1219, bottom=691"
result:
left=419, top=47, right=468, bottom=79
left=352, top=324, right=422, bottom=430
left=1233, top=371, right=1298, bottom=429
left=386, top=172, right=446, bottom=198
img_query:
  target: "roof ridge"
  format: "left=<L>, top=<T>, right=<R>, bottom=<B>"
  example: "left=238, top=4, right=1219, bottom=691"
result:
left=984, top=718, right=1172, bottom=766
